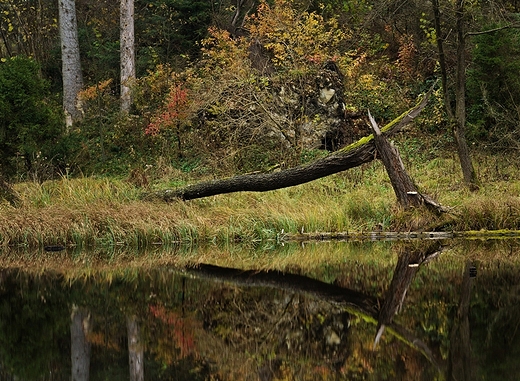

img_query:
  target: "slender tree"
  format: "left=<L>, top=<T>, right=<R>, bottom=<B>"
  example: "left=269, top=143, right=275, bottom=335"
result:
left=120, top=0, right=135, bottom=113
left=58, top=0, right=83, bottom=127
left=432, top=0, right=479, bottom=190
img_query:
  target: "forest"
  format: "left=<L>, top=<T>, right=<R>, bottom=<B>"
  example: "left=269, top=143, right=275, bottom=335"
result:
left=0, top=0, right=518, bottom=178
left=1, top=0, right=520, bottom=243
left=2, top=3, right=520, bottom=379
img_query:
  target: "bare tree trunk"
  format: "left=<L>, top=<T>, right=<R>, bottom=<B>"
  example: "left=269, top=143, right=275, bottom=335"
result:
left=120, top=0, right=135, bottom=113
left=432, top=0, right=479, bottom=190
left=127, top=314, right=144, bottom=381
left=58, top=0, right=83, bottom=128
left=369, top=111, right=423, bottom=208
left=454, top=0, right=479, bottom=190
left=71, top=305, right=91, bottom=381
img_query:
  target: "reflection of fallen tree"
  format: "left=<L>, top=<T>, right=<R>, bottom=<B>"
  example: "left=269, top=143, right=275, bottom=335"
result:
left=144, top=86, right=435, bottom=202
left=373, top=241, right=444, bottom=371
left=186, top=263, right=440, bottom=368
left=186, top=263, right=378, bottom=314
left=375, top=241, right=444, bottom=345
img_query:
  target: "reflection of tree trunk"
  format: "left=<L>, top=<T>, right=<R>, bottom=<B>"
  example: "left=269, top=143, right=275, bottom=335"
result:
left=189, top=263, right=378, bottom=314
left=448, top=262, right=474, bottom=381
left=127, top=314, right=144, bottom=381
left=188, top=263, right=439, bottom=367
left=189, top=263, right=439, bottom=367
left=143, top=86, right=434, bottom=201
left=375, top=242, right=443, bottom=347
left=71, top=305, right=91, bottom=381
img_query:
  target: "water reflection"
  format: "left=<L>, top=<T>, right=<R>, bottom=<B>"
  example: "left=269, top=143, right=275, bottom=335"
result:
left=1, top=239, right=519, bottom=380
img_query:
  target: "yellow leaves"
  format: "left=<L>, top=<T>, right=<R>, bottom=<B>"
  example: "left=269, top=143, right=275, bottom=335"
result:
left=78, top=79, right=113, bottom=103
left=246, top=0, right=349, bottom=72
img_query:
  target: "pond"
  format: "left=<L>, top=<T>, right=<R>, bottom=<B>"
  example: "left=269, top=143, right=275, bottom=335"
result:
left=1, top=238, right=519, bottom=380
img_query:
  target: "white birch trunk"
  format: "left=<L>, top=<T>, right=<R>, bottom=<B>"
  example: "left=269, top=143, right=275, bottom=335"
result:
left=120, top=0, right=135, bottom=113
left=58, top=0, right=83, bottom=127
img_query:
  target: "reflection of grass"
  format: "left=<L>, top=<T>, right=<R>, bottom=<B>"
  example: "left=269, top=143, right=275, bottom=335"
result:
left=1, top=149, right=520, bottom=249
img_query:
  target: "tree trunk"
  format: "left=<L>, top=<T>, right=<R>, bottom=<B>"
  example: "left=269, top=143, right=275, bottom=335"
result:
left=144, top=86, right=434, bottom=202
left=58, top=0, right=83, bottom=127
left=454, top=0, right=479, bottom=190
left=432, top=0, right=479, bottom=190
left=432, top=0, right=453, bottom=119
left=368, top=110, right=423, bottom=208
left=71, top=305, right=91, bottom=381
left=120, top=0, right=135, bottom=113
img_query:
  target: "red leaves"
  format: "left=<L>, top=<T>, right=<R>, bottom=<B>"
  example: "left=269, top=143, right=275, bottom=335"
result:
left=145, top=85, right=189, bottom=136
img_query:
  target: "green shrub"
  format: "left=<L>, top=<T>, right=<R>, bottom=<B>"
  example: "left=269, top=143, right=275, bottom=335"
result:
left=467, top=24, right=520, bottom=145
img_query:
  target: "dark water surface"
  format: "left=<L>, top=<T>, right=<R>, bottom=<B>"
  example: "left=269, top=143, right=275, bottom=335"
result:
left=1, top=239, right=519, bottom=380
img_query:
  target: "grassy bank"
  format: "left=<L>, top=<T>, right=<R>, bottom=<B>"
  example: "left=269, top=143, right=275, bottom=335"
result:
left=1, top=150, right=520, bottom=249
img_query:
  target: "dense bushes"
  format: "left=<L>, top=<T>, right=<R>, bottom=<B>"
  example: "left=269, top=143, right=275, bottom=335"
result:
left=0, top=56, right=65, bottom=179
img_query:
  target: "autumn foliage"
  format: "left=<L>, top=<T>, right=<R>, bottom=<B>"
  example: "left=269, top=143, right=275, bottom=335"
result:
left=145, top=85, right=189, bottom=136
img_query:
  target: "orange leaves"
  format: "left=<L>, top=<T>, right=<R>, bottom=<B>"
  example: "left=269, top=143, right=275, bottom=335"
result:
left=78, top=79, right=113, bottom=103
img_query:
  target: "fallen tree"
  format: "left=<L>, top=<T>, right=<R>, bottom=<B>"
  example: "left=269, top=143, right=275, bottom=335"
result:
left=143, top=86, right=435, bottom=202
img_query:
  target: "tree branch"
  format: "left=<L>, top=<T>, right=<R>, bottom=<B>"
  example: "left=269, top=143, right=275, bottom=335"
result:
left=466, top=23, right=520, bottom=37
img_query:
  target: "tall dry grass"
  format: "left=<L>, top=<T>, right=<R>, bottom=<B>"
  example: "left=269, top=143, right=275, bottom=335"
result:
left=1, top=149, right=520, bottom=249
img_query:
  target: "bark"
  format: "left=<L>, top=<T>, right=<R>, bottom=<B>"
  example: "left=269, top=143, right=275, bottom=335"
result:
left=368, top=110, right=448, bottom=212
left=432, top=0, right=453, bottom=119
left=127, top=314, right=144, bottom=381
left=71, top=305, right=91, bottom=381
left=144, top=85, right=435, bottom=202
left=120, top=0, right=135, bottom=113
left=369, top=110, right=423, bottom=208
left=58, top=0, right=83, bottom=127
